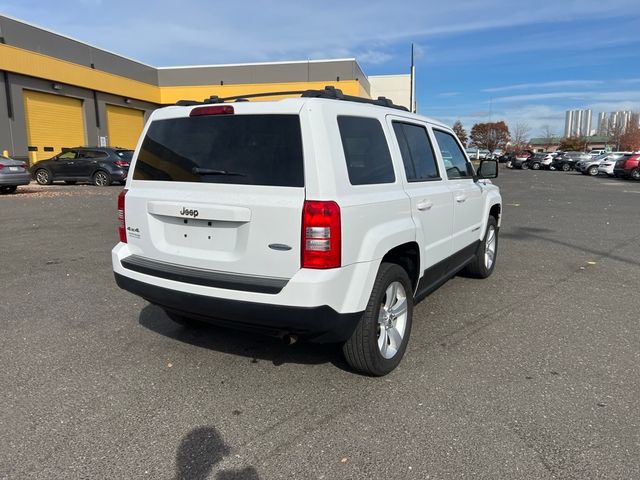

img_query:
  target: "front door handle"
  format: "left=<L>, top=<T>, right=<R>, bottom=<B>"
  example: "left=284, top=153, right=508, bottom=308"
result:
left=416, top=200, right=433, bottom=211
left=455, top=195, right=467, bottom=203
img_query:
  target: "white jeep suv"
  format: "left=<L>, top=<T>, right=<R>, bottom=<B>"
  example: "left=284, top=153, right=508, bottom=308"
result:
left=112, top=87, right=502, bottom=376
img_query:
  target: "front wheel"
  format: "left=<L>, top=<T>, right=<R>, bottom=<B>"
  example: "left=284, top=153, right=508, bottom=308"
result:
left=562, top=163, right=571, bottom=172
left=588, top=166, right=599, bottom=176
left=35, top=168, right=52, bottom=185
left=343, top=263, right=413, bottom=376
left=631, top=168, right=640, bottom=181
left=531, top=162, right=541, bottom=170
left=462, top=216, right=498, bottom=279
left=521, top=162, right=529, bottom=170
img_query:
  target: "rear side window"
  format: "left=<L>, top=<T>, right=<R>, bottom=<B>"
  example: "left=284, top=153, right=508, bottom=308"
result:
left=338, top=116, right=395, bottom=185
left=432, top=129, right=475, bottom=179
left=133, top=115, right=304, bottom=187
left=392, top=122, right=440, bottom=181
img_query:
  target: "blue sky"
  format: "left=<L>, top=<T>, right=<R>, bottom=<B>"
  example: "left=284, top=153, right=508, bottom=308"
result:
left=2, top=0, right=640, bottom=136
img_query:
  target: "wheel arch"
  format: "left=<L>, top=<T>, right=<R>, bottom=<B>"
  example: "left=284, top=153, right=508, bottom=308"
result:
left=380, top=242, right=420, bottom=292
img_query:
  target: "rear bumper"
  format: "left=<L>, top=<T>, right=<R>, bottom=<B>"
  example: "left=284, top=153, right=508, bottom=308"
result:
left=115, top=272, right=362, bottom=342
left=0, top=173, right=30, bottom=186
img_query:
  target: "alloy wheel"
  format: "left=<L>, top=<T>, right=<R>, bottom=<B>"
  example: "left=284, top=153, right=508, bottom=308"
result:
left=485, top=225, right=496, bottom=270
left=377, top=281, right=408, bottom=359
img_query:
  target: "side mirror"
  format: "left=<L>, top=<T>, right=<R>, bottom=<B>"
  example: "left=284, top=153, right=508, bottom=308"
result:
left=477, top=159, right=498, bottom=179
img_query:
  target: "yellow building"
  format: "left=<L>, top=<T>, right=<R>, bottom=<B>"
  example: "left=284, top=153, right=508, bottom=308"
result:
left=0, top=15, right=408, bottom=164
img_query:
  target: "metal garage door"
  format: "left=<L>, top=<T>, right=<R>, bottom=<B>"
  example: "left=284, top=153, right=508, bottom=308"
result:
left=23, top=90, right=85, bottom=163
left=106, top=105, right=145, bottom=150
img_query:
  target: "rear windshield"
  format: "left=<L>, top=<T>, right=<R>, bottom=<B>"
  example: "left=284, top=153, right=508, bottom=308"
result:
left=133, top=114, right=304, bottom=187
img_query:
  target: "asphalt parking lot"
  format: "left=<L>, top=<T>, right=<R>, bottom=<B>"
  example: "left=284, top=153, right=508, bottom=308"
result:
left=1, top=170, right=639, bottom=480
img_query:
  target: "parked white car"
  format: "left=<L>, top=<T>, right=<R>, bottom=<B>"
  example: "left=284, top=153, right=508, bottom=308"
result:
left=112, top=87, right=502, bottom=375
left=597, top=152, right=632, bottom=176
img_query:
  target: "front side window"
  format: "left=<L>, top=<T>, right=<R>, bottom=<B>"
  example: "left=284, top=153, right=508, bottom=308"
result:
left=432, top=130, right=475, bottom=179
left=58, top=151, right=77, bottom=160
left=338, top=116, right=395, bottom=185
left=392, top=121, right=440, bottom=182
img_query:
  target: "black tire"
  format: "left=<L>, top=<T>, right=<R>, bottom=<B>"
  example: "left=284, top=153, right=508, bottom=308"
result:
left=35, top=168, right=53, bottom=185
left=93, top=170, right=111, bottom=186
left=164, top=309, right=208, bottom=329
left=561, top=163, right=571, bottom=172
left=588, top=166, right=599, bottom=176
left=631, top=168, right=640, bottom=181
left=342, top=263, right=414, bottom=376
left=0, top=185, right=18, bottom=194
left=521, top=162, right=529, bottom=170
left=531, top=162, right=541, bottom=170
left=462, top=216, right=499, bottom=279
left=64, top=180, right=77, bottom=185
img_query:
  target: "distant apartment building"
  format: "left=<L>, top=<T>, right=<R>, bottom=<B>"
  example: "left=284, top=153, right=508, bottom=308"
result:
left=567, top=109, right=640, bottom=137
left=595, top=111, right=639, bottom=135
left=564, top=109, right=592, bottom=137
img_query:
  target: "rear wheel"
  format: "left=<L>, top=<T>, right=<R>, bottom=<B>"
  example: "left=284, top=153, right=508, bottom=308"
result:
left=462, top=216, right=498, bottom=279
left=588, top=166, right=599, bottom=176
left=343, top=263, right=413, bottom=376
left=561, top=163, right=571, bottom=172
left=35, top=168, right=52, bottom=185
left=631, top=168, right=640, bottom=181
left=531, top=162, right=541, bottom=170
left=521, top=162, right=529, bottom=170
left=93, top=170, right=111, bottom=186
left=0, top=185, right=17, bottom=194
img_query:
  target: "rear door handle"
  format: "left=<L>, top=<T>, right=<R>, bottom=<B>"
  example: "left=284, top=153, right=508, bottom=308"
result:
left=416, top=200, right=433, bottom=211
left=455, top=195, right=467, bottom=203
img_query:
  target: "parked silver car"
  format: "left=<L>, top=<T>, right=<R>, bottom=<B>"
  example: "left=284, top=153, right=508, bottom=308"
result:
left=0, top=155, right=30, bottom=194
left=579, top=152, right=628, bottom=176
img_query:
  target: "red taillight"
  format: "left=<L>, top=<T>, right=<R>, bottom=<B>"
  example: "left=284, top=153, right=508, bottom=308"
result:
left=117, top=189, right=128, bottom=243
left=114, top=160, right=130, bottom=167
left=301, top=200, right=341, bottom=269
left=0, top=164, right=4, bottom=170
left=189, top=105, right=234, bottom=117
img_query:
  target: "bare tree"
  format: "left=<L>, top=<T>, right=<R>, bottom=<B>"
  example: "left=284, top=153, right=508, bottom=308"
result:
left=540, top=124, right=558, bottom=151
left=608, top=121, right=626, bottom=151
left=511, top=122, right=531, bottom=151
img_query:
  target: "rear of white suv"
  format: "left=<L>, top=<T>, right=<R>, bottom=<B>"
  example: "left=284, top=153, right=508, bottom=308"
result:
left=113, top=93, right=501, bottom=376
left=113, top=100, right=384, bottom=347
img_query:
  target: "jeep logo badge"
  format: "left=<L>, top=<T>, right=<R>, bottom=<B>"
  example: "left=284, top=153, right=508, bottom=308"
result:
left=180, top=207, right=199, bottom=218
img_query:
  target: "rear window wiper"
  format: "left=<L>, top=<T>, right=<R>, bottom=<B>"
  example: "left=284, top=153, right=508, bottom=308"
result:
left=192, top=167, right=246, bottom=176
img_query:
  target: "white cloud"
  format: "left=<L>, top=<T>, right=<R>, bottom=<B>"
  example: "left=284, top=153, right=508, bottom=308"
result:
left=483, top=80, right=603, bottom=93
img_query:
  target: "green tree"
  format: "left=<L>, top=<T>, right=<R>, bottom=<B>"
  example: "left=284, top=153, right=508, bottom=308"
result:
left=558, top=136, right=588, bottom=151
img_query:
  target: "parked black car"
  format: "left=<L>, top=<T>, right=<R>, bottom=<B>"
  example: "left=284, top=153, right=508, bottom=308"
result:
left=31, top=147, right=132, bottom=186
left=550, top=152, right=591, bottom=172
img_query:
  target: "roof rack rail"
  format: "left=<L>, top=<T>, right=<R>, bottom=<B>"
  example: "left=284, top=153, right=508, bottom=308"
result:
left=175, top=85, right=409, bottom=112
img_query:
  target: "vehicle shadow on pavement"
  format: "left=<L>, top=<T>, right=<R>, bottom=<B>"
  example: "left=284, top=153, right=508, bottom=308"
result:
left=138, top=304, right=350, bottom=371
left=175, top=426, right=260, bottom=480
left=501, top=226, right=640, bottom=268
